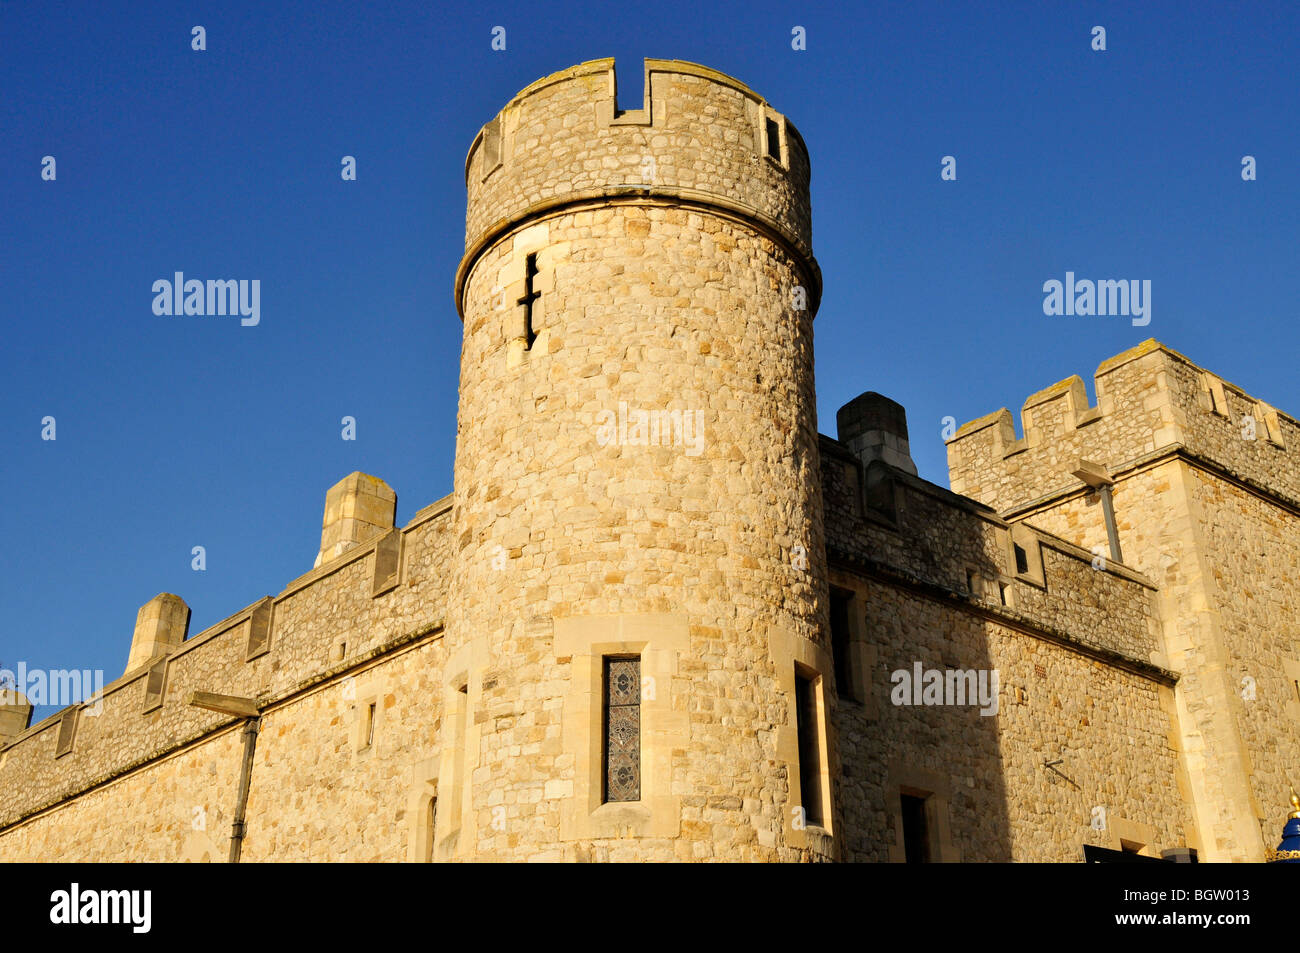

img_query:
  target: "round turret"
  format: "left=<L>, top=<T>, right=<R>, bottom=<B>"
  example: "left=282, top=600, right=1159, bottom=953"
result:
left=442, top=58, right=834, bottom=861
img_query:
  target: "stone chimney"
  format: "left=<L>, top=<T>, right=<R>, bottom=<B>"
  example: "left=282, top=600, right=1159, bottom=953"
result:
left=0, top=688, right=33, bottom=742
left=316, top=472, right=397, bottom=568
left=126, top=593, right=190, bottom=674
left=836, top=392, right=918, bottom=476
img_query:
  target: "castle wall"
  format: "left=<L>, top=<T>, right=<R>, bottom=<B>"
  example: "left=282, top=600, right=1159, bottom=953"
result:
left=821, top=433, right=1191, bottom=861
left=1185, top=467, right=1300, bottom=857
left=238, top=637, right=448, bottom=862
left=946, top=341, right=1300, bottom=861
left=834, top=577, right=1188, bottom=862
left=0, top=500, right=455, bottom=859
left=2, top=56, right=1292, bottom=865
left=0, top=727, right=244, bottom=862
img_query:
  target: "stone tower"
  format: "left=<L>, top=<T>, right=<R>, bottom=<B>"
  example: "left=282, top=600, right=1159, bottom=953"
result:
left=442, top=58, right=834, bottom=860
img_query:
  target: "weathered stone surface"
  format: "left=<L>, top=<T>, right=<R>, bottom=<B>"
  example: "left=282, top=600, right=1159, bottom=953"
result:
left=0, top=61, right=1291, bottom=864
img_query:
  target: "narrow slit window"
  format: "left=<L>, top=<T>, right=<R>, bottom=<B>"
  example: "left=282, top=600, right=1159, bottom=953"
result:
left=795, top=669, right=824, bottom=827
left=517, top=253, right=541, bottom=350
left=364, top=702, right=376, bottom=748
left=426, top=796, right=438, bottom=862
left=830, top=588, right=855, bottom=701
left=1014, top=543, right=1029, bottom=575
left=765, top=117, right=782, bottom=161
left=603, top=656, right=641, bottom=802
left=900, top=793, right=930, bottom=863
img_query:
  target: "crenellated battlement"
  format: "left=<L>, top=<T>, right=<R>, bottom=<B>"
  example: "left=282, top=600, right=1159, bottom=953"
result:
left=456, top=58, right=816, bottom=318
left=0, top=476, right=455, bottom=832
left=946, top=339, right=1299, bottom=513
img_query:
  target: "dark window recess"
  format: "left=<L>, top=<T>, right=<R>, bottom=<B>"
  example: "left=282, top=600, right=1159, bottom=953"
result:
left=901, top=794, right=930, bottom=863
left=1014, top=544, right=1029, bottom=575
left=517, top=253, right=541, bottom=349
left=604, top=657, right=641, bottom=802
left=426, top=797, right=438, bottom=862
left=830, top=589, right=855, bottom=701
left=795, top=671, right=824, bottom=826
left=766, top=118, right=781, bottom=161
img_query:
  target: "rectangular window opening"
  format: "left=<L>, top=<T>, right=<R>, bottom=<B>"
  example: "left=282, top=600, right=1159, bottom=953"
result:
left=1014, top=543, right=1029, bottom=575
left=425, top=796, right=438, bottom=862
left=900, top=793, right=931, bottom=863
left=795, top=669, right=824, bottom=827
left=363, top=702, right=376, bottom=748
left=830, top=588, right=855, bottom=702
left=765, top=117, right=782, bottom=161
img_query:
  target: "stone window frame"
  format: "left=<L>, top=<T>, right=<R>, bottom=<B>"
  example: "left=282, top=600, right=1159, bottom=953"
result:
left=1200, top=371, right=1230, bottom=418
left=770, top=629, right=837, bottom=850
left=1283, top=658, right=1300, bottom=725
left=1256, top=402, right=1285, bottom=447
left=432, top=642, right=480, bottom=861
left=54, top=706, right=79, bottom=759
left=762, top=106, right=788, bottom=170
left=555, top=613, right=688, bottom=841
left=495, top=222, right=565, bottom=372
left=479, top=117, right=504, bottom=181
left=370, top=528, right=403, bottom=597
left=348, top=672, right=391, bottom=762
left=1106, top=815, right=1160, bottom=857
left=826, top=572, right=877, bottom=717
left=885, top=763, right=962, bottom=862
left=1007, top=524, right=1046, bottom=590
left=244, top=597, right=274, bottom=660
left=142, top=657, right=168, bottom=714
left=405, top=760, right=440, bottom=863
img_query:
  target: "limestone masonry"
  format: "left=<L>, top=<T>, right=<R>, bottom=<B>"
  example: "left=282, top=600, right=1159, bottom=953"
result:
left=1, top=59, right=1295, bottom=862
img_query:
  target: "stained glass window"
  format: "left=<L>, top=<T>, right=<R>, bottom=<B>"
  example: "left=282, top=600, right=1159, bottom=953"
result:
left=604, top=656, right=641, bottom=802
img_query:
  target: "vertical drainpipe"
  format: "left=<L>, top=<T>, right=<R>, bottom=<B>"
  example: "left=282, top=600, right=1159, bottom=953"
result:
left=1097, top=484, right=1124, bottom=564
left=228, top=716, right=261, bottom=863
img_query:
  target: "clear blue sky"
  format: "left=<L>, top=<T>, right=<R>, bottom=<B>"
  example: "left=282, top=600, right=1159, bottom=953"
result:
left=2, top=1, right=1297, bottom=722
